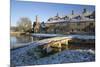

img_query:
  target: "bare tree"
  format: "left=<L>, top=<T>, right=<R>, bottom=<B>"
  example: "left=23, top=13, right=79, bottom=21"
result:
left=17, top=17, right=32, bottom=32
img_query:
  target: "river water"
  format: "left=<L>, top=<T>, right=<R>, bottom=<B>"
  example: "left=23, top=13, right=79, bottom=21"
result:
left=10, top=35, right=46, bottom=46
left=10, top=34, right=95, bottom=50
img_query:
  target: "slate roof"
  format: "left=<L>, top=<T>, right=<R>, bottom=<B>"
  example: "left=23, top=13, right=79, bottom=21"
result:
left=46, top=11, right=94, bottom=23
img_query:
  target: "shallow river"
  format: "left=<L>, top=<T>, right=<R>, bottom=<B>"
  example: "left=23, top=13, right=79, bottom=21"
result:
left=10, top=35, right=47, bottom=46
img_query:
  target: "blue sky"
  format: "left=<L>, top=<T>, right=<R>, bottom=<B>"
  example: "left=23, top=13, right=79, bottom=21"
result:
left=11, top=0, right=95, bottom=26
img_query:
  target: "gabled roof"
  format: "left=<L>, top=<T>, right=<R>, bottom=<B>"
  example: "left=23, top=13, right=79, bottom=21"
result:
left=46, top=11, right=94, bottom=23
left=82, top=11, right=92, bottom=17
left=67, top=14, right=80, bottom=19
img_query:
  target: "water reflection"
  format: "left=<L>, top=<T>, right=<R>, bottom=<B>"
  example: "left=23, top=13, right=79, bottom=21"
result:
left=10, top=35, right=44, bottom=45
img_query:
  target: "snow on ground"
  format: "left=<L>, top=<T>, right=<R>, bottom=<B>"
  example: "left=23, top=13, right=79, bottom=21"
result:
left=31, top=33, right=95, bottom=40
left=10, top=35, right=95, bottom=66
left=31, top=33, right=64, bottom=38
left=11, top=43, right=95, bottom=66
left=30, top=49, right=95, bottom=65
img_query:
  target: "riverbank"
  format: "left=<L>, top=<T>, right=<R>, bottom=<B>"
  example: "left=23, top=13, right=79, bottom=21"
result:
left=11, top=38, right=95, bottom=66
left=10, top=34, right=95, bottom=66
left=10, top=32, right=25, bottom=36
left=11, top=46, right=95, bottom=66
left=10, top=34, right=95, bottom=50
left=10, top=42, right=34, bottom=50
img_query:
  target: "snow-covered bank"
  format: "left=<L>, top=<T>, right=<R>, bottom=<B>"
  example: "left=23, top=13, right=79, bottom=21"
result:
left=10, top=34, right=95, bottom=66
left=31, top=33, right=95, bottom=40
left=11, top=45, right=95, bottom=66
left=26, top=49, right=95, bottom=65
left=10, top=42, right=34, bottom=49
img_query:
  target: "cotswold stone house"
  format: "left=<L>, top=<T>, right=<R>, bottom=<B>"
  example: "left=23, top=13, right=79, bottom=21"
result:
left=42, top=9, right=95, bottom=34
left=33, top=9, right=95, bottom=34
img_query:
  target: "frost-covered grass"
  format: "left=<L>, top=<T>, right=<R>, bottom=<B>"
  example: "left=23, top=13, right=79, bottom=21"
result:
left=26, top=46, right=48, bottom=59
left=31, top=49, right=95, bottom=65
left=11, top=43, right=95, bottom=66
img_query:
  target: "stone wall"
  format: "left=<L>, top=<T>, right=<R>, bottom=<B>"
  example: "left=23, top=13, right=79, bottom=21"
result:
left=44, top=21, right=95, bottom=34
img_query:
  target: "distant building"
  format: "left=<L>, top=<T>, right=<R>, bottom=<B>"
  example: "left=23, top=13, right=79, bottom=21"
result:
left=33, top=16, right=40, bottom=33
left=33, top=9, right=95, bottom=34
left=41, top=9, right=95, bottom=34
